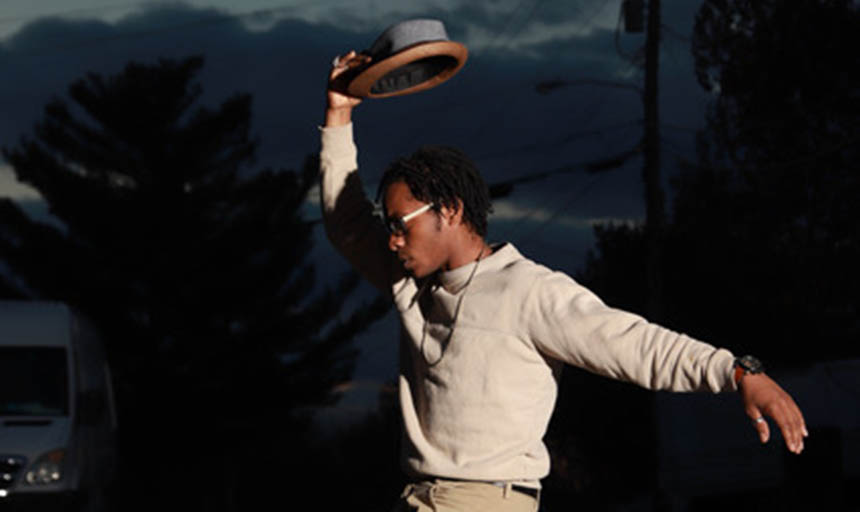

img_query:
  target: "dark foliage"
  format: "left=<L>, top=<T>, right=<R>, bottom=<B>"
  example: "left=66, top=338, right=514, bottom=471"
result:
left=582, top=0, right=860, bottom=365
left=544, top=1, right=860, bottom=508
left=0, top=56, right=389, bottom=510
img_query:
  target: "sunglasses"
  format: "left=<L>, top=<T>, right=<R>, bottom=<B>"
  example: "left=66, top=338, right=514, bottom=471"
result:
left=384, top=203, right=433, bottom=236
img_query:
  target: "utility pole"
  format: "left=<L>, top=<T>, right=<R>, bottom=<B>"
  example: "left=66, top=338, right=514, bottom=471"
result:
left=638, top=8, right=667, bottom=507
left=642, top=0, right=665, bottom=320
left=623, top=0, right=665, bottom=317
left=543, top=0, right=665, bottom=317
left=643, top=0, right=664, bottom=230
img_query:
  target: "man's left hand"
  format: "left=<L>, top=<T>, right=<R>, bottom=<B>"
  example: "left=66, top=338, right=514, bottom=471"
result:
left=739, top=373, right=808, bottom=454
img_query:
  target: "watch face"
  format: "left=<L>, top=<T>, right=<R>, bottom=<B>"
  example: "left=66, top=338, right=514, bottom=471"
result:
left=738, top=355, right=764, bottom=373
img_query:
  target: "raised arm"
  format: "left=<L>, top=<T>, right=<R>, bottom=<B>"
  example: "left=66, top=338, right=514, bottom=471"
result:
left=325, top=51, right=365, bottom=127
left=320, top=52, right=402, bottom=292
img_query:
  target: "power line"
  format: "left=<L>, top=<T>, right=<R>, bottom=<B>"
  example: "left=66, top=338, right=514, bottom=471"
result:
left=505, top=173, right=608, bottom=249
left=578, top=0, right=615, bottom=32
left=398, top=0, right=544, bottom=152
left=305, top=142, right=640, bottom=227
left=488, top=143, right=641, bottom=196
left=472, top=119, right=642, bottom=161
left=614, top=1, right=644, bottom=68
left=479, top=0, right=543, bottom=53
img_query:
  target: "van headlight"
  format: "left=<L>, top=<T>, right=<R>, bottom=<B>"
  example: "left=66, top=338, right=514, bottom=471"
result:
left=24, top=449, right=64, bottom=485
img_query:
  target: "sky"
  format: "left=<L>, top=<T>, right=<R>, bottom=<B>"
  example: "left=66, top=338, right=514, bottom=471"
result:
left=0, top=0, right=711, bottom=420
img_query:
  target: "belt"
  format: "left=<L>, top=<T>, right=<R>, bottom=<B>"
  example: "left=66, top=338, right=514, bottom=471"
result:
left=412, top=478, right=539, bottom=499
left=502, top=483, right=539, bottom=498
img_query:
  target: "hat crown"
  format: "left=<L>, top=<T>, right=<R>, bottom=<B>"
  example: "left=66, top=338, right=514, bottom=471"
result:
left=342, top=18, right=467, bottom=99
left=368, top=19, right=450, bottom=59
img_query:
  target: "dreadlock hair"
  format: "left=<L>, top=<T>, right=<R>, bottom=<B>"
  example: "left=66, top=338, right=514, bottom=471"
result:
left=377, top=145, right=493, bottom=237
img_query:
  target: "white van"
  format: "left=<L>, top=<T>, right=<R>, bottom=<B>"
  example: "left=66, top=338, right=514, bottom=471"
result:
left=0, top=301, right=118, bottom=511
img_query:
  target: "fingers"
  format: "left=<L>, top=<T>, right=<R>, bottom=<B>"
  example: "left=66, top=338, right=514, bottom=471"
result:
left=329, top=50, right=371, bottom=80
left=768, top=393, right=808, bottom=454
left=742, top=375, right=808, bottom=454
left=329, top=50, right=353, bottom=80
left=325, top=50, right=367, bottom=116
left=746, top=406, right=770, bottom=444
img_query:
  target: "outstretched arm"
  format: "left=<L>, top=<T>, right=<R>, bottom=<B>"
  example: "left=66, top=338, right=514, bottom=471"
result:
left=523, top=270, right=809, bottom=454
left=738, top=372, right=808, bottom=454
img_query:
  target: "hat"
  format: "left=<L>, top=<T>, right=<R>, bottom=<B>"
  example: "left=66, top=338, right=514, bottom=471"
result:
left=339, top=19, right=468, bottom=99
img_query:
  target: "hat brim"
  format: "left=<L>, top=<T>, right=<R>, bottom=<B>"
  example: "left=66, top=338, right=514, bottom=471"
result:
left=346, top=41, right=468, bottom=99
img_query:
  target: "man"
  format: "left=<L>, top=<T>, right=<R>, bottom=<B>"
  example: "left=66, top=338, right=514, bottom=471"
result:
left=320, top=52, right=807, bottom=512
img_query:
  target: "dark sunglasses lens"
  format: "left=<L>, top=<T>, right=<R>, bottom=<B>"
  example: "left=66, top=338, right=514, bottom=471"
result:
left=386, top=217, right=405, bottom=235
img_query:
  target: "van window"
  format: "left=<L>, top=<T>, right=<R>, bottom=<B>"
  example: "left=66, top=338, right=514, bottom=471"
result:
left=0, top=347, right=69, bottom=416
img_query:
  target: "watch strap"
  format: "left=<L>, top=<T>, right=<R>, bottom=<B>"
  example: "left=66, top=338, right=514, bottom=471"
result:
left=733, top=355, right=764, bottom=387
left=733, top=364, right=745, bottom=386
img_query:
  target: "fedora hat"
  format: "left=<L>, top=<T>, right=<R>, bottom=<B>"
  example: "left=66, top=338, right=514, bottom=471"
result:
left=336, top=19, right=468, bottom=99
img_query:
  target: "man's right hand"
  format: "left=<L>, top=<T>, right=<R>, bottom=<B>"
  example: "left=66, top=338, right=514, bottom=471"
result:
left=325, top=50, right=371, bottom=127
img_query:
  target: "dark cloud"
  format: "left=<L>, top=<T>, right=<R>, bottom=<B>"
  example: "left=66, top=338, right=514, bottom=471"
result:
left=0, top=1, right=715, bottom=399
left=3, top=17, right=115, bottom=53
left=0, top=1, right=706, bottom=275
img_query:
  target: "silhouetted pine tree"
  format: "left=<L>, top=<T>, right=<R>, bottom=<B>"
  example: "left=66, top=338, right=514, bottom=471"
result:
left=0, top=56, right=388, bottom=509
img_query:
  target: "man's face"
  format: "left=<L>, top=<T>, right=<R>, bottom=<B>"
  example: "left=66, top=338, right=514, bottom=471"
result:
left=383, top=181, right=452, bottom=278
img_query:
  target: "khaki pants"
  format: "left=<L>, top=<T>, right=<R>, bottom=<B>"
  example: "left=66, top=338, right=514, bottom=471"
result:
left=392, top=479, right=540, bottom=512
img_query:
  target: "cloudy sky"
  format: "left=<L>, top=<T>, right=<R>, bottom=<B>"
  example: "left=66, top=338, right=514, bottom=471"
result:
left=0, top=0, right=711, bottom=417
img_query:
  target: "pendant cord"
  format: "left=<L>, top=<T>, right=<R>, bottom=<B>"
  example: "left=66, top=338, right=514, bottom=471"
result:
left=420, top=246, right=485, bottom=366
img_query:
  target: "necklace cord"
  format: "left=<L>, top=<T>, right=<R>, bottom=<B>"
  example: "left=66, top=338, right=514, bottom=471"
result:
left=420, top=246, right=485, bottom=366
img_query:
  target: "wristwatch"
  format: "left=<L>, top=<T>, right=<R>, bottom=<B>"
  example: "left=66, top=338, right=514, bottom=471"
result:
left=734, top=355, right=765, bottom=387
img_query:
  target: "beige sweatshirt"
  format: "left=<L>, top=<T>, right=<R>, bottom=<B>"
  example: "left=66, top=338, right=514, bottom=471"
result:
left=319, top=123, right=737, bottom=483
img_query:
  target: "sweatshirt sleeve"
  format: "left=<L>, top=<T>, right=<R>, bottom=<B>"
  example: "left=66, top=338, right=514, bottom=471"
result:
left=525, top=270, right=736, bottom=393
left=319, top=123, right=401, bottom=292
